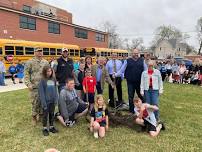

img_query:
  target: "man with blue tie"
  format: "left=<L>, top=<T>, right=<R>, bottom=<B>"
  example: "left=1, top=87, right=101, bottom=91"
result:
left=106, top=53, right=124, bottom=107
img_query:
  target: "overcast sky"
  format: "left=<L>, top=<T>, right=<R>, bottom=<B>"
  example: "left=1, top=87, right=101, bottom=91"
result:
left=39, top=0, right=202, bottom=49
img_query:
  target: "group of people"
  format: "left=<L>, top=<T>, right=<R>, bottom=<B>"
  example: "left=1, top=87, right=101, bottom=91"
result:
left=157, top=60, right=202, bottom=85
left=0, top=58, right=24, bottom=85
left=23, top=47, right=165, bottom=138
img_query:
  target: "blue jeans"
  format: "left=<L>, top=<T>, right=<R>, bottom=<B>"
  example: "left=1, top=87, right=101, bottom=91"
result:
left=144, top=89, right=159, bottom=120
left=0, top=73, right=5, bottom=86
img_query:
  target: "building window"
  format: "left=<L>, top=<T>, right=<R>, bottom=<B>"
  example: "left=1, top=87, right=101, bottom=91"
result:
left=48, top=22, right=60, bottom=34
left=96, top=33, right=105, bottom=42
left=75, top=28, right=88, bottom=39
left=20, top=16, right=36, bottom=30
left=23, top=5, right=31, bottom=14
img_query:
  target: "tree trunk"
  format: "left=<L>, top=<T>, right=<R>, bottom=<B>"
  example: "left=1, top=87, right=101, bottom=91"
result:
left=199, top=41, right=202, bottom=55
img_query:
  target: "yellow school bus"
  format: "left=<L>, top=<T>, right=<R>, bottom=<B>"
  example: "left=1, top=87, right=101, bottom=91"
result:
left=81, top=47, right=129, bottom=63
left=0, top=39, right=80, bottom=73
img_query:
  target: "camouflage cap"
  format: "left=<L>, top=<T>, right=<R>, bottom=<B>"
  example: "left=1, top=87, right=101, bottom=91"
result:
left=35, top=47, right=43, bottom=52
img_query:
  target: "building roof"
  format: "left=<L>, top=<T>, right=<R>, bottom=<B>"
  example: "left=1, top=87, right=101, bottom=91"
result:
left=168, top=39, right=177, bottom=48
left=153, top=39, right=188, bottom=50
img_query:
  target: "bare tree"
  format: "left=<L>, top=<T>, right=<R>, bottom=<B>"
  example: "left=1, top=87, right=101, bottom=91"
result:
left=153, top=25, right=189, bottom=43
left=98, top=21, right=122, bottom=49
left=98, top=21, right=145, bottom=51
left=131, top=37, right=144, bottom=49
left=186, top=45, right=196, bottom=55
left=122, top=37, right=145, bottom=52
left=196, top=17, right=202, bottom=55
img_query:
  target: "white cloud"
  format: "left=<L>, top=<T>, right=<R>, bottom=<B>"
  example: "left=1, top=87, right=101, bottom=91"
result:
left=38, top=0, right=202, bottom=49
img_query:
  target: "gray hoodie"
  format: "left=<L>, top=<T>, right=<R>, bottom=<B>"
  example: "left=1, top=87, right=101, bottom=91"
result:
left=59, top=87, right=85, bottom=122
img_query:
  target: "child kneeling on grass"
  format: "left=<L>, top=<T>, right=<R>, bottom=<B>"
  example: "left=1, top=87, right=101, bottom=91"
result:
left=39, top=65, right=59, bottom=136
left=133, top=98, right=165, bottom=137
left=90, top=95, right=109, bottom=138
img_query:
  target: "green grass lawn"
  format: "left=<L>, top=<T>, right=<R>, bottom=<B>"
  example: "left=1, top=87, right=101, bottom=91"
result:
left=0, top=83, right=202, bottom=152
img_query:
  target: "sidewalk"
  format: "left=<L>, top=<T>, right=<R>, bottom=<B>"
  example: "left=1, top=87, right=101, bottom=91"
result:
left=0, top=79, right=27, bottom=93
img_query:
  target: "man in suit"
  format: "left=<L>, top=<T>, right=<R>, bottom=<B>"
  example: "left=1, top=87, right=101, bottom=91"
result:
left=91, top=56, right=114, bottom=94
left=106, top=53, right=124, bottom=107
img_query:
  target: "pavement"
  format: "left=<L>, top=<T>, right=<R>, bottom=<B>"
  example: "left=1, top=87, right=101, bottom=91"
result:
left=0, top=78, right=27, bottom=93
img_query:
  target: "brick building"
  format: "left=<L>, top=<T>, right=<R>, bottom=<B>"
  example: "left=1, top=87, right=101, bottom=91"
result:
left=0, top=0, right=108, bottom=48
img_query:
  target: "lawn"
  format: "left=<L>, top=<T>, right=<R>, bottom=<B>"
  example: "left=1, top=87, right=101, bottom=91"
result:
left=0, top=83, right=202, bottom=152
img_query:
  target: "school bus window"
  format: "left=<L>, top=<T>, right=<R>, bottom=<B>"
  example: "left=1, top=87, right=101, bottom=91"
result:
left=50, top=48, right=56, bottom=55
left=119, top=53, right=122, bottom=56
left=108, top=52, right=111, bottom=56
left=43, top=48, right=49, bottom=55
left=80, top=49, right=85, bottom=57
left=5, top=46, right=14, bottom=55
left=0, top=47, right=2, bottom=55
left=57, top=49, right=62, bottom=55
left=15, top=46, right=24, bottom=55
left=25, top=47, right=34, bottom=55
left=75, top=50, right=79, bottom=56
left=96, top=52, right=101, bottom=57
left=101, top=52, right=104, bottom=56
left=85, top=51, right=96, bottom=56
left=70, top=49, right=74, bottom=56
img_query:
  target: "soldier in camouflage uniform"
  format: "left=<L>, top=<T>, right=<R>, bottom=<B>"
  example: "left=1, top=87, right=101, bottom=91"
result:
left=24, top=47, right=49, bottom=125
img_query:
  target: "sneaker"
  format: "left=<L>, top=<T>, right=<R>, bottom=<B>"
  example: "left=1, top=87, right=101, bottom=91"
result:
left=49, top=127, right=59, bottom=133
left=159, top=122, right=165, bottom=131
left=94, top=131, right=99, bottom=138
left=54, top=112, right=60, bottom=121
left=141, top=126, right=147, bottom=132
left=42, top=128, right=49, bottom=136
left=66, top=120, right=75, bottom=127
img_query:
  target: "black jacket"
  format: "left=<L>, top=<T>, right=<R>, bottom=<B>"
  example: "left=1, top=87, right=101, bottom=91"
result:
left=56, top=57, right=74, bottom=84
